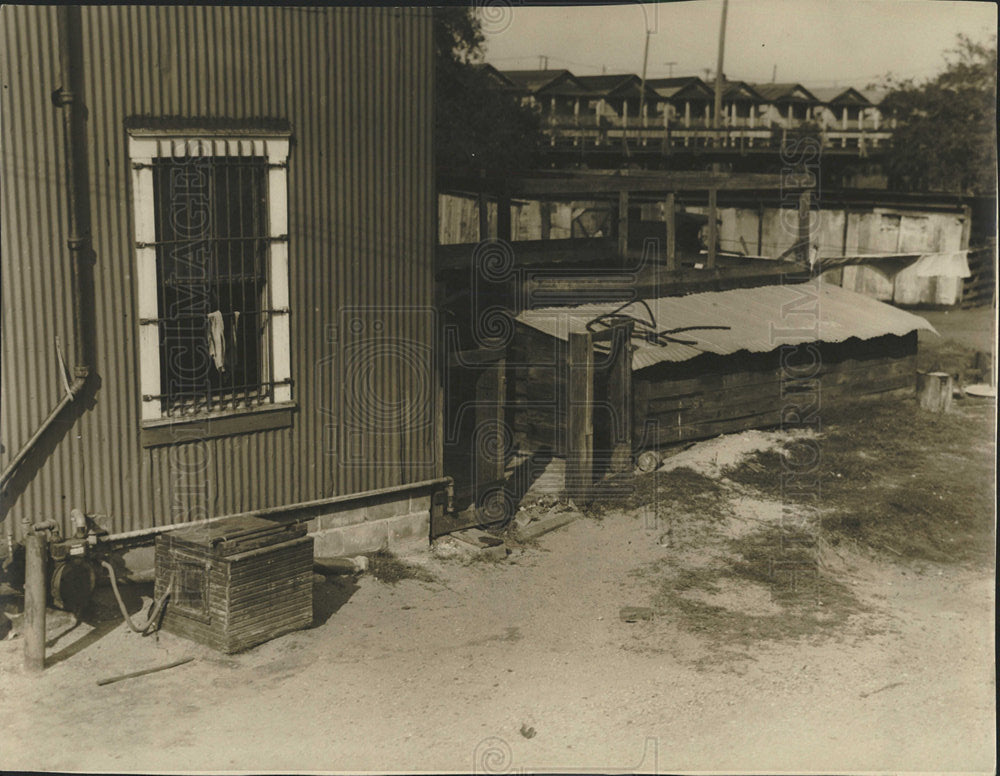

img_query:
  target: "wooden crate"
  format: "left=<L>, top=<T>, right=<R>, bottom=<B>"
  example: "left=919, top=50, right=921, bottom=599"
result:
left=154, top=516, right=313, bottom=653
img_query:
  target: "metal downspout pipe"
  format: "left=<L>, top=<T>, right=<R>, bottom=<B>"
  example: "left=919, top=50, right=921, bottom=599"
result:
left=0, top=6, right=92, bottom=496
left=8, top=7, right=93, bottom=673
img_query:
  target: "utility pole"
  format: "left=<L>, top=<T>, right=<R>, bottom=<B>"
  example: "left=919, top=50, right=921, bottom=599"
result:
left=712, top=0, right=728, bottom=137
left=708, top=0, right=729, bottom=270
left=538, top=54, right=548, bottom=70
left=772, top=64, right=777, bottom=83
left=638, top=28, right=651, bottom=133
left=664, top=61, right=677, bottom=78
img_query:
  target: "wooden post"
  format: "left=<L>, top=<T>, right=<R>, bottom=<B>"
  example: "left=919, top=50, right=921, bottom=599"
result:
left=475, top=354, right=508, bottom=507
left=707, top=187, right=718, bottom=268
left=841, top=204, right=850, bottom=256
left=497, top=192, right=512, bottom=242
left=756, top=199, right=765, bottom=255
left=606, top=323, right=634, bottom=474
left=798, top=189, right=811, bottom=265
left=665, top=192, right=676, bottom=270
left=567, top=332, right=594, bottom=500
left=478, top=191, right=490, bottom=242
left=540, top=201, right=551, bottom=241
left=960, top=204, right=972, bottom=250
left=23, top=531, right=47, bottom=673
left=917, top=371, right=953, bottom=413
left=617, top=190, right=629, bottom=263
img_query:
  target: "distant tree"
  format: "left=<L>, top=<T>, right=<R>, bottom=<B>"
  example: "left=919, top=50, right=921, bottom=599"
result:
left=876, top=34, right=997, bottom=194
left=434, top=7, right=544, bottom=172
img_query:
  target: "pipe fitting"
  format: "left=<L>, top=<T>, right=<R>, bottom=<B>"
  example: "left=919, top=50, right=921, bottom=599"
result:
left=51, top=87, right=76, bottom=108
left=70, top=508, right=87, bottom=538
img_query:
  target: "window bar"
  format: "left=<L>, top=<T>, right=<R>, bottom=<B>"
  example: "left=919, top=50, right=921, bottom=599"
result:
left=154, top=161, right=172, bottom=417
left=224, top=156, right=233, bottom=412
left=252, top=159, right=264, bottom=408
left=241, top=156, right=251, bottom=411
left=139, top=307, right=285, bottom=324
left=141, top=377, right=291, bottom=404
left=207, top=157, right=217, bottom=415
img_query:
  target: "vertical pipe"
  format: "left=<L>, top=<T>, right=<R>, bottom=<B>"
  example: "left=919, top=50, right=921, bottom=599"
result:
left=1, top=5, right=94, bottom=497
left=55, top=5, right=94, bottom=378
left=23, top=531, right=47, bottom=673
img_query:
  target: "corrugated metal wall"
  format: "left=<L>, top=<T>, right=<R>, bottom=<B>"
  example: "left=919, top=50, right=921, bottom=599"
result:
left=1, top=6, right=438, bottom=541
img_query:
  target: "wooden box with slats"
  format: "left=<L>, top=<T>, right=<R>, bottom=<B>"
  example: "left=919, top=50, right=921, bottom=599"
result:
left=154, top=515, right=313, bottom=653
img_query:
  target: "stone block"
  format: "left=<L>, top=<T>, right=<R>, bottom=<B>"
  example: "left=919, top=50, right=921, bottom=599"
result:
left=316, top=506, right=368, bottom=531
left=365, top=493, right=409, bottom=521
left=387, top=511, right=430, bottom=557
left=311, top=519, right=389, bottom=557
left=409, top=492, right=432, bottom=513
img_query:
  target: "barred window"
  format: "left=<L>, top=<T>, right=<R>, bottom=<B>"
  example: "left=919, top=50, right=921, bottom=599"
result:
left=128, top=133, right=291, bottom=422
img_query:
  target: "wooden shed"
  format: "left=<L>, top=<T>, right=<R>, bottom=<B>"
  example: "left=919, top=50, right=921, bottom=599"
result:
left=511, top=280, right=934, bottom=485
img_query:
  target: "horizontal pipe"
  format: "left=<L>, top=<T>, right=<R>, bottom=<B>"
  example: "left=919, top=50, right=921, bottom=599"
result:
left=0, top=376, right=87, bottom=491
left=98, top=476, right=453, bottom=545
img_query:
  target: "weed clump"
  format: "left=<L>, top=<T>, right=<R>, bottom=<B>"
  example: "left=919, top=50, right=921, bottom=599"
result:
left=366, top=550, right=440, bottom=585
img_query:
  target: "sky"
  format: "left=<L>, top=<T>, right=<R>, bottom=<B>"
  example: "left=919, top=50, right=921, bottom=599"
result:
left=480, top=0, right=997, bottom=88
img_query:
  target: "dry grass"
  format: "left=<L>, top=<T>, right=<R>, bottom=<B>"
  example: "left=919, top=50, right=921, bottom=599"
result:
left=725, top=397, right=996, bottom=567
left=585, top=466, right=730, bottom=518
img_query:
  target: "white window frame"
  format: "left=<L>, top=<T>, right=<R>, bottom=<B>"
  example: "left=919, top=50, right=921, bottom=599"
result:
left=128, top=130, right=292, bottom=422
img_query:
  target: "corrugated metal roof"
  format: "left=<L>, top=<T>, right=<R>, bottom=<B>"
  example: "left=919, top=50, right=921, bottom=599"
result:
left=516, top=282, right=936, bottom=371
left=816, top=250, right=970, bottom=279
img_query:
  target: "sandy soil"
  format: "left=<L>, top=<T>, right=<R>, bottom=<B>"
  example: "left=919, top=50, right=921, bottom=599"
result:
left=1, top=446, right=994, bottom=773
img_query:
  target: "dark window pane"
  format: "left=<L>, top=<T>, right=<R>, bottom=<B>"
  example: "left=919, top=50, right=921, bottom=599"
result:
left=151, top=155, right=269, bottom=413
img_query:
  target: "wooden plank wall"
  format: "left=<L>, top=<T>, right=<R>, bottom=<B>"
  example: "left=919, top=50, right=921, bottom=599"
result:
left=509, top=324, right=568, bottom=454
left=634, top=333, right=918, bottom=448
left=962, top=246, right=996, bottom=308
left=511, top=326, right=918, bottom=455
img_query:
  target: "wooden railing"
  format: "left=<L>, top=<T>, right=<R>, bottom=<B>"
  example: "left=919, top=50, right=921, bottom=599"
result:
left=543, top=124, right=892, bottom=154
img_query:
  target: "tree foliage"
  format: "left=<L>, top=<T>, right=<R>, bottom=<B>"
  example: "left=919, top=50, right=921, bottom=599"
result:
left=434, top=7, right=544, bottom=172
left=877, top=34, right=997, bottom=194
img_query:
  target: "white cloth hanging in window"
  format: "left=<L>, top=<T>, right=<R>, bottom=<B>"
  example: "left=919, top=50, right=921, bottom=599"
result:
left=207, top=310, right=226, bottom=372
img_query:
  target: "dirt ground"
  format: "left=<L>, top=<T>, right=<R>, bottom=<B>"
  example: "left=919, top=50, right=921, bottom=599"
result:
left=1, top=311, right=996, bottom=774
